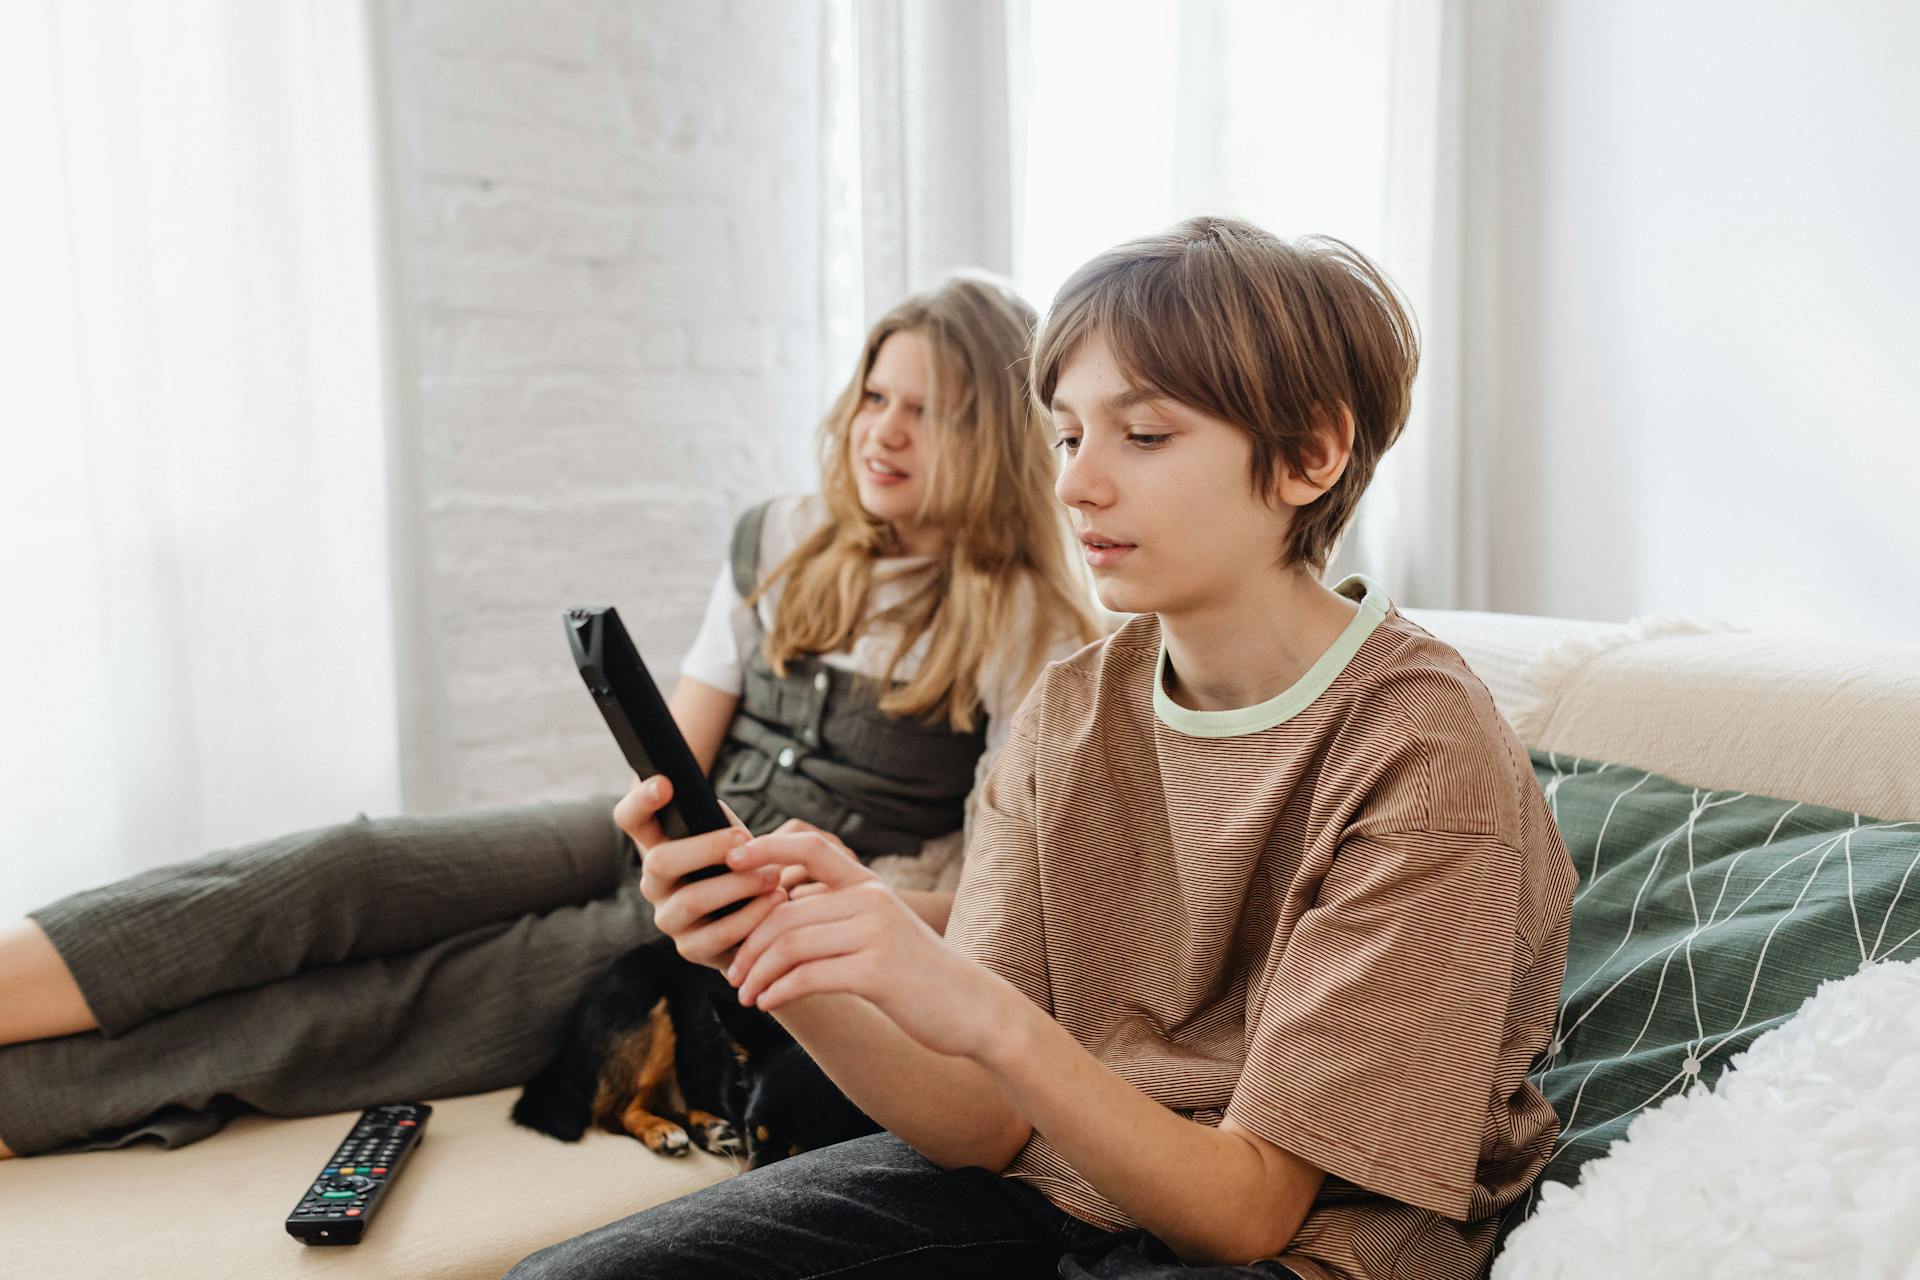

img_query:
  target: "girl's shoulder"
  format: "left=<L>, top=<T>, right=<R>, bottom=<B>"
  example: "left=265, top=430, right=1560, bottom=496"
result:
left=733, top=493, right=829, bottom=595
left=756, top=492, right=829, bottom=548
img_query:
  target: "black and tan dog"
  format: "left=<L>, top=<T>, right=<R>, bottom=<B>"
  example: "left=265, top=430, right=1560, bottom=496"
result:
left=512, top=935, right=881, bottom=1169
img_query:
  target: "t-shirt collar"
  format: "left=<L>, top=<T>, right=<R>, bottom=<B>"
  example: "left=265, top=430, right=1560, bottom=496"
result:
left=1152, top=574, right=1391, bottom=738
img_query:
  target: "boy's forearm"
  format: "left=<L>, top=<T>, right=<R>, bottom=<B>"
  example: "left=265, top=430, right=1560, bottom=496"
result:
left=978, top=996, right=1322, bottom=1264
left=769, top=990, right=1029, bottom=1170
left=896, top=889, right=955, bottom=934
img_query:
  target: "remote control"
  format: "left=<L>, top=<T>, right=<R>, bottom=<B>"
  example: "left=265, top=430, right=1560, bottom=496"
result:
left=284, top=1102, right=431, bottom=1245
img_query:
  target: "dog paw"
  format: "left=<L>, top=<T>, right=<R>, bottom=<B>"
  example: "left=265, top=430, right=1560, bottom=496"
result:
left=703, top=1122, right=745, bottom=1157
left=688, top=1111, right=744, bottom=1157
left=637, top=1120, right=691, bottom=1157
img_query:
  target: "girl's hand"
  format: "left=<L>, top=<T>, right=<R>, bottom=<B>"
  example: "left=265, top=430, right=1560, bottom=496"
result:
left=615, top=776, right=789, bottom=972
left=721, top=830, right=1008, bottom=1061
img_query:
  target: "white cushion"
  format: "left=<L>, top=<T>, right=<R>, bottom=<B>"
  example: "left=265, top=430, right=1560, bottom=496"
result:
left=1525, top=629, right=1920, bottom=824
left=1410, top=610, right=1920, bottom=824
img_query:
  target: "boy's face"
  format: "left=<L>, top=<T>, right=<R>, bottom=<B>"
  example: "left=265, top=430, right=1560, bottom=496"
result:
left=1049, top=333, right=1292, bottom=618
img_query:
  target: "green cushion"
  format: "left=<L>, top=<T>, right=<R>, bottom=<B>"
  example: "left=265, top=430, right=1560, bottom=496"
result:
left=1499, top=748, right=1920, bottom=1234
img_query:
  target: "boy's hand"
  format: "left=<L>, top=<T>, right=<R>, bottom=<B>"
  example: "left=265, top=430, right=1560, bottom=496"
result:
left=722, top=830, right=1011, bottom=1062
left=615, top=776, right=789, bottom=972
left=767, top=817, right=837, bottom=899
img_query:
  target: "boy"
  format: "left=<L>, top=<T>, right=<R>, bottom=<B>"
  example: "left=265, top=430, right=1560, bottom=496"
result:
left=508, top=217, right=1575, bottom=1280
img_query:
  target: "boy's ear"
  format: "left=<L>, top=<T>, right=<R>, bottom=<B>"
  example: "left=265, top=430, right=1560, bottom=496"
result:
left=1274, top=402, right=1354, bottom=508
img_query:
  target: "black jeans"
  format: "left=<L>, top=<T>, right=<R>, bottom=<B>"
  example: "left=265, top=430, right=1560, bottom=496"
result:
left=504, top=1131, right=1301, bottom=1280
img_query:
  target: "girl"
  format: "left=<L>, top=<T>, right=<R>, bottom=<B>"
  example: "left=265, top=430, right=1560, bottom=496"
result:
left=0, top=271, right=1100, bottom=1160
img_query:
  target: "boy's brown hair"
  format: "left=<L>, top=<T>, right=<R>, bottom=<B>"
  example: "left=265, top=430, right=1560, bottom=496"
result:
left=1031, top=215, right=1420, bottom=574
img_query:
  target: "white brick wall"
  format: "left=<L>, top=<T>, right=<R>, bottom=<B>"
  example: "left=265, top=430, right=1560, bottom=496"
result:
left=382, top=0, right=831, bottom=811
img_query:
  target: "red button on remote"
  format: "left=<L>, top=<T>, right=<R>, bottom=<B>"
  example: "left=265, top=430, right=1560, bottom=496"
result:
left=398, top=1120, right=416, bottom=1126
left=371, top=1167, right=387, bottom=1175
left=346, top=1209, right=362, bottom=1217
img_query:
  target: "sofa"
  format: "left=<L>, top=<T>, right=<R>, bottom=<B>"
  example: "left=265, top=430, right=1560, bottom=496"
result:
left=5, top=606, right=1916, bottom=1278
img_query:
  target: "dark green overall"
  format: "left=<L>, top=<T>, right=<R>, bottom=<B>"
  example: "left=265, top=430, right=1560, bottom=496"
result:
left=709, top=501, right=988, bottom=859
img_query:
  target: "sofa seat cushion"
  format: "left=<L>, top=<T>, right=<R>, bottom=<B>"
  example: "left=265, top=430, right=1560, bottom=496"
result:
left=0, top=1088, right=739, bottom=1278
left=1497, top=747, right=1920, bottom=1246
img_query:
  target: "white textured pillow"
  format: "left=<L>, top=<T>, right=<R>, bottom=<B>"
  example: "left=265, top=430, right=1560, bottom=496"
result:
left=1492, top=958, right=1920, bottom=1279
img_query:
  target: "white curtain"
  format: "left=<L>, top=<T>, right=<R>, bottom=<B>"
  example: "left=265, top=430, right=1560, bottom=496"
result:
left=0, top=0, right=399, bottom=917
left=840, top=0, right=1478, bottom=609
left=827, top=0, right=1024, bottom=366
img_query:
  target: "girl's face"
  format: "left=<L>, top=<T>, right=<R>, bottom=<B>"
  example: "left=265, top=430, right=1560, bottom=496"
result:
left=1049, top=333, right=1293, bottom=618
left=849, top=330, right=942, bottom=555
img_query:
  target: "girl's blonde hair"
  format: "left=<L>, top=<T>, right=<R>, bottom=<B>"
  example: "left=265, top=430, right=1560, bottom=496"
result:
left=754, top=272, right=1100, bottom=731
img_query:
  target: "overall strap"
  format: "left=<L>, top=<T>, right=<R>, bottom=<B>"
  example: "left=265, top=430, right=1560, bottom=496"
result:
left=729, top=499, right=774, bottom=601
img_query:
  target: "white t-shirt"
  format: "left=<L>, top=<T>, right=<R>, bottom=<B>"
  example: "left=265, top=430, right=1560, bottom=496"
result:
left=677, top=494, right=1087, bottom=888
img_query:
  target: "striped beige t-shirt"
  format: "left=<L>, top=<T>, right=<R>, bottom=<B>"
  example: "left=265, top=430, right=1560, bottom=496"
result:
left=945, top=574, right=1576, bottom=1280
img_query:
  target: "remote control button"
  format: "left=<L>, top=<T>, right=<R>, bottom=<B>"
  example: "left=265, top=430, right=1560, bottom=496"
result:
left=346, top=1209, right=362, bottom=1217
left=398, top=1119, right=416, bottom=1126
